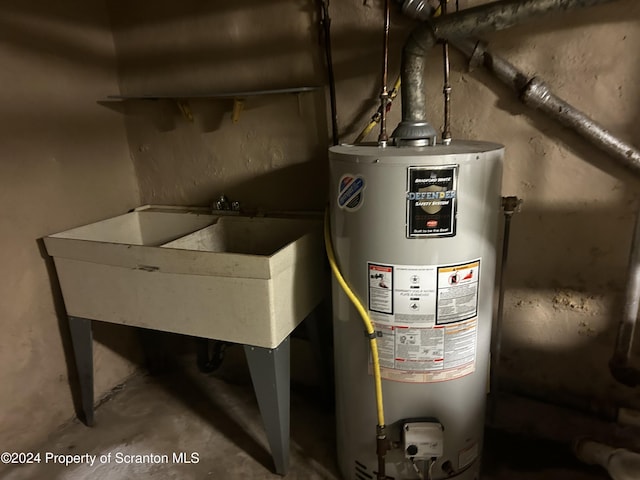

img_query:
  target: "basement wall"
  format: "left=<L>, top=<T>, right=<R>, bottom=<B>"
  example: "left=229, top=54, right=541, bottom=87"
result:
left=0, top=0, right=141, bottom=454
left=107, top=0, right=640, bottom=407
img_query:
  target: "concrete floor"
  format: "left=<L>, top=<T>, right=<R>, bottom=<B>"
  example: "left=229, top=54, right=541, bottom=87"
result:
left=0, top=339, right=619, bottom=480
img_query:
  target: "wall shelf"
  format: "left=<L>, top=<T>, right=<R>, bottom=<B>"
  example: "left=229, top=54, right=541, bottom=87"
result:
left=107, top=86, right=321, bottom=100
left=106, top=86, right=321, bottom=122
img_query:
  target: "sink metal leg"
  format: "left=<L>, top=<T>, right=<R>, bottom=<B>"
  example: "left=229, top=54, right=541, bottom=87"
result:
left=244, top=338, right=290, bottom=475
left=68, top=316, right=94, bottom=426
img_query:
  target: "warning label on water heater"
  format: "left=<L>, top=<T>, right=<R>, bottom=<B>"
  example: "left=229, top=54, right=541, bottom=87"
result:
left=368, top=259, right=481, bottom=383
left=436, top=260, right=480, bottom=324
left=368, top=263, right=393, bottom=314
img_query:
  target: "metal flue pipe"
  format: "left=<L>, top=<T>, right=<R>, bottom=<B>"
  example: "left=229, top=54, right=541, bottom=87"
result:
left=392, top=0, right=619, bottom=146
left=452, top=38, right=640, bottom=176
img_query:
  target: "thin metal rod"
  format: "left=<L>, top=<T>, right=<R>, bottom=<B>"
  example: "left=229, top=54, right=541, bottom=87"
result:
left=319, top=0, right=339, bottom=146
left=378, top=0, right=391, bottom=147
left=441, top=0, right=452, bottom=145
left=452, top=38, right=640, bottom=176
left=493, top=215, right=511, bottom=387
left=490, top=197, right=519, bottom=419
left=609, top=209, right=640, bottom=385
left=382, top=0, right=390, bottom=95
left=616, top=210, right=640, bottom=360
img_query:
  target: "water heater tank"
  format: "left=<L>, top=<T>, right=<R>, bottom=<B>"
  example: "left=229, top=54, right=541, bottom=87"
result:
left=329, top=141, right=504, bottom=480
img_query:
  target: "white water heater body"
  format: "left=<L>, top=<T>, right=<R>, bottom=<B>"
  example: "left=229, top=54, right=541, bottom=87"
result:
left=329, top=141, right=503, bottom=480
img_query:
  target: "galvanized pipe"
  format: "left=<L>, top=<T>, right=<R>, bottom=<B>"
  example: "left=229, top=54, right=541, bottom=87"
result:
left=610, top=209, right=640, bottom=386
left=451, top=38, right=640, bottom=384
left=452, top=38, right=640, bottom=175
left=523, top=80, right=640, bottom=175
left=392, top=0, right=619, bottom=145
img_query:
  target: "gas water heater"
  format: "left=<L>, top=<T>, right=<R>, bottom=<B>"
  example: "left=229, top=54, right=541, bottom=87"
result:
left=329, top=141, right=503, bottom=480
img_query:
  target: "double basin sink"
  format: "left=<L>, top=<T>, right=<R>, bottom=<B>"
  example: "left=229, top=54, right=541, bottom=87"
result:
left=44, top=205, right=327, bottom=348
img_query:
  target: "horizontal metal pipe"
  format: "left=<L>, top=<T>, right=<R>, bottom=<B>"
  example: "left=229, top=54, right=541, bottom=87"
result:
left=452, top=38, right=640, bottom=384
left=393, top=0, right=619, bottom=144
left=525, top=80, right=640, bottom=175
left=452, top=38, right=640, bottom=176
left=432, top=0, right=616, bottom=40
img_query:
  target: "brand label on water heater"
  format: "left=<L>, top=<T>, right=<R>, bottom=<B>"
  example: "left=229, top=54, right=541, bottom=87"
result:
left=367, top=259, right=480, bottom=383
left=406, top=165, right=458, bottom=238
left=337, top=174, right=365, bottom=211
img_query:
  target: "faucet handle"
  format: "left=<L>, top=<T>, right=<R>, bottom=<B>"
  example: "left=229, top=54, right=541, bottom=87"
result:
left=213, top=194, right=241, bottom=213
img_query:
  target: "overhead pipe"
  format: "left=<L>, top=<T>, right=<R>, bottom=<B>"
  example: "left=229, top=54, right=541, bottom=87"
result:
left=451, top=38, right=640, bottom=176
left=392, top=0, right=620, bottom=146
left=447, top=38, right=640, bottom=383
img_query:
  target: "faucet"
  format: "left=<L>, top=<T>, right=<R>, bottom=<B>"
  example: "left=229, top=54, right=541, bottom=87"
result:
left=213, top=195, right=240, bottom=214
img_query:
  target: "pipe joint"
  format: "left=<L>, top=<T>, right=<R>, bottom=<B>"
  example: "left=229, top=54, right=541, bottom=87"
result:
left=392, top=122, right=438, bottom=146
left=394, top=0, right=619, bottom=148
left=501, top=196, right=523, bottom=216
left=406, top=27, right=437, bottom=56
left=399, top=0, right=434, bottom=21
left=521, top=77, right=552, bottom=106
left=468, top=40, right=488, bottom=71
left=376, top=425, right=390, bottom=480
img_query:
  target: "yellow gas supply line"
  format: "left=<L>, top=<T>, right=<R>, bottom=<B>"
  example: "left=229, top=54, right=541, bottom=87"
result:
left=324, top=209, right=389, bottom=478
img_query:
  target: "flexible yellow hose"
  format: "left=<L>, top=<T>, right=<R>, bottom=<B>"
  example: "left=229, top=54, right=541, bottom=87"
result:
left=324, top=209, right=385, bottom=427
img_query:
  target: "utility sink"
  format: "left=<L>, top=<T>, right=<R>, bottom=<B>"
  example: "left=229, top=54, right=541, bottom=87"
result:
left=44, top=205, right=326, bottom=348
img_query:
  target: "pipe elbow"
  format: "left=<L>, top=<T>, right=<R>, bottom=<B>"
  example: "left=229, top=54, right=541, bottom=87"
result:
left=405, top=24, right=437, bottom=56
left=392, top=25, right=439, bottom=145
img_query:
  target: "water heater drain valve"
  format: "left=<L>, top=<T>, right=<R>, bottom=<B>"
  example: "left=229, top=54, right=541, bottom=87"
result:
left=403, top=421, right=444, bottom=460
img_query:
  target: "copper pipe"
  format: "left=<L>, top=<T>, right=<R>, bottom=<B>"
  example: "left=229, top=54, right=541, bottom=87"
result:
left=378, top=0, right=391, bottom=147
left=441, top=0, right=452, bottom=145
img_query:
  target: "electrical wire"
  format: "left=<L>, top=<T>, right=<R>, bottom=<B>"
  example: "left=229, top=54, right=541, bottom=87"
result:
left=323, top=209, right=385, bottom=427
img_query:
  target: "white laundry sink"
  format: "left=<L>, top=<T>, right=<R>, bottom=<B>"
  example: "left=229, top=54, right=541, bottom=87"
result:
left=44, top=206, right=327, bottom=348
